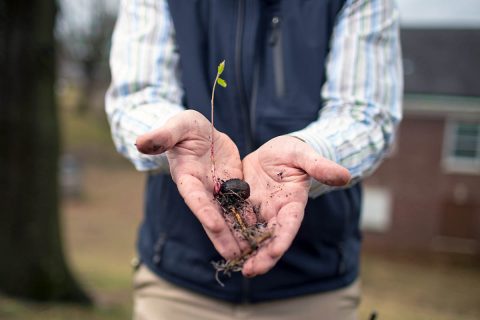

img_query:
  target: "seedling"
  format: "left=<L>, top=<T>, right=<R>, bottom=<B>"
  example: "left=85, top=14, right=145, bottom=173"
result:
left=210, top=60, right=227, bottom=194
left=209, top=61, right=272, bottom=285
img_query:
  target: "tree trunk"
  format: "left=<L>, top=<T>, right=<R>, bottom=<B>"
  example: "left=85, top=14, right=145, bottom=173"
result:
left=0, top=0, right=90, bottom=303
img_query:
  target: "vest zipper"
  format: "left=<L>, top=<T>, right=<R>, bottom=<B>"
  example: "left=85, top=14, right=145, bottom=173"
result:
left=235, top=0, right=254, bottom=153
left=152, top=232, right=167, bottom=265
left=236, top=0, right=252, bottom=302
left=249, top=60, right=260, bottom=139
left=269, top=16, right=285, bottom=98
left=336, top=242, right=346, bottom=275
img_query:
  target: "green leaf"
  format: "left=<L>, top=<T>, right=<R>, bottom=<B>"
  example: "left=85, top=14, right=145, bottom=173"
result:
left=217, top=60, right=225, bottom=76
left=217, top=78, right=227, bottom=88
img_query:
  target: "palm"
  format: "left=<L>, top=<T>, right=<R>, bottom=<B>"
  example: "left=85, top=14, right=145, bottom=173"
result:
left=136, top=110, right=243, bottom=259
left=166, top=121, right=242, bottom=194
left=241, top=136, right=351, bottom=277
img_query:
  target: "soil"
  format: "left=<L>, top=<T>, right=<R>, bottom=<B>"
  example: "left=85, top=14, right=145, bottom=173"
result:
left=211, top=178, right=272, bottom=285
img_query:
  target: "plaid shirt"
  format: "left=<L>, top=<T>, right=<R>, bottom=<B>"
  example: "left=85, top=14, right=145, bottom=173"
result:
left=105, top=0, right=403, bottom=197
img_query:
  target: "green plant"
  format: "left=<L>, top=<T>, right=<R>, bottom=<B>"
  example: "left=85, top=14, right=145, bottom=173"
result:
left=210, top=60, right=227, bottom=192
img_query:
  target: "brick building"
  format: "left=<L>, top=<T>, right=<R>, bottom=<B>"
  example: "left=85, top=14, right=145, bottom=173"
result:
left=360, top=28, right=480, bottom=255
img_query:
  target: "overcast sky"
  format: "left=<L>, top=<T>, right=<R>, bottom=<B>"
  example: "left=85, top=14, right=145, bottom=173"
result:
left=397, top=0, right=480, bottom=28
left=60, top=0, right=480, bottom=30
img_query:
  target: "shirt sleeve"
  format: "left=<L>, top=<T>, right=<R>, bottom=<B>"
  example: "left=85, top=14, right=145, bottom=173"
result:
left=290, top=0, right=403, bottom=197
left=105, top=0, right=184, bottom=172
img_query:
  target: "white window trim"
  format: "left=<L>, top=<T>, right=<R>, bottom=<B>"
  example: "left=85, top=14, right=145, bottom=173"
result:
left=360, top=186, right=393, bottom=233
left=442, top=118, right=480, bottom=175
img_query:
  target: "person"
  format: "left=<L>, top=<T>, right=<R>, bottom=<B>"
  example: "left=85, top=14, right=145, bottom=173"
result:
left=105, top=0, right=402, bottom=319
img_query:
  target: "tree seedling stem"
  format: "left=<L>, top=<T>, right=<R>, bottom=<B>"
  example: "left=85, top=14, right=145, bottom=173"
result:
left=210, top=60, right=227, bottom=194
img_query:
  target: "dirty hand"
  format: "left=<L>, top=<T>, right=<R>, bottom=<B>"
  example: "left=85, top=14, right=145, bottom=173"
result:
left=135, top=110, right=243, bottom=260
left=241, top=135, right=351, bottom=277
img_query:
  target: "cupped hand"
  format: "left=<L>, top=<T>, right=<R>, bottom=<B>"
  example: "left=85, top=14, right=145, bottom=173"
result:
left=135, top=110, right=243, bottom=260
left=241, top=136, right=351, bottom=277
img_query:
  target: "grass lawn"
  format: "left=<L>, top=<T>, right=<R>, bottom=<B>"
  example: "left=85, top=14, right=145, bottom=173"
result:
left=1, top=109, right=479, bottom=319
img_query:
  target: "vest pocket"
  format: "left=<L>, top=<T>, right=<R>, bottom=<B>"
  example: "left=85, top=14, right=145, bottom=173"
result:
left=269, top=15, right=285, bottom=99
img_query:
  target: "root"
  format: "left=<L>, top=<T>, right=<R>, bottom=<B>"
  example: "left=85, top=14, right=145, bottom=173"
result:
left=212, top=178, right=273, bottom=286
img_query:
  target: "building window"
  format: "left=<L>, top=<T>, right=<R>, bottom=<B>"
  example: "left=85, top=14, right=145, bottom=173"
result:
left=361, top=187, right=392, bottom=233
left=443, top=120, right=480, bottom=174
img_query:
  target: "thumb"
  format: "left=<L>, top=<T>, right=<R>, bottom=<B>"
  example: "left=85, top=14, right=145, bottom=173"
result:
left=293, top=140, right=351, bottom=187
left=135, top=111, right=198, bottom=155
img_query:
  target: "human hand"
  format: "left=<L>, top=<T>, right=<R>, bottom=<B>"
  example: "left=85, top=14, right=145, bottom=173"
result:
left=135, top=110, right=243, bottom=259
left=241, top=136, right=351, bottom=277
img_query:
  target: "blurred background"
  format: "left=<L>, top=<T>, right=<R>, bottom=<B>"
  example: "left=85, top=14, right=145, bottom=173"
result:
left=1, top=0, right=479, bottom=319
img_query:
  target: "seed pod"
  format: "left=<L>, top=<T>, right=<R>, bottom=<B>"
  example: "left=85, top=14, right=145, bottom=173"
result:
left=220, top=178, right=250, bottom=200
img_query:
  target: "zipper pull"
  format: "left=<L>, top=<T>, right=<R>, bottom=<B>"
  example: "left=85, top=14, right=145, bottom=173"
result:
left=269, top=16, right=281, bottom=46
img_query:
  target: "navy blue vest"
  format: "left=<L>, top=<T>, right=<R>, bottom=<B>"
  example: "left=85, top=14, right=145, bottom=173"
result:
left=138, top=0, right=362, bottom=303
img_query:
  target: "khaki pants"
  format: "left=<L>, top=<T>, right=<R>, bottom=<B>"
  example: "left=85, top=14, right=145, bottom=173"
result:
left=133, top=265, right=360, bottom=320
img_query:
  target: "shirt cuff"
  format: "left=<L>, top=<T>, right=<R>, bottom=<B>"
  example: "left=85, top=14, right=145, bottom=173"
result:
left=121, top=103, right=184, bottom=173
